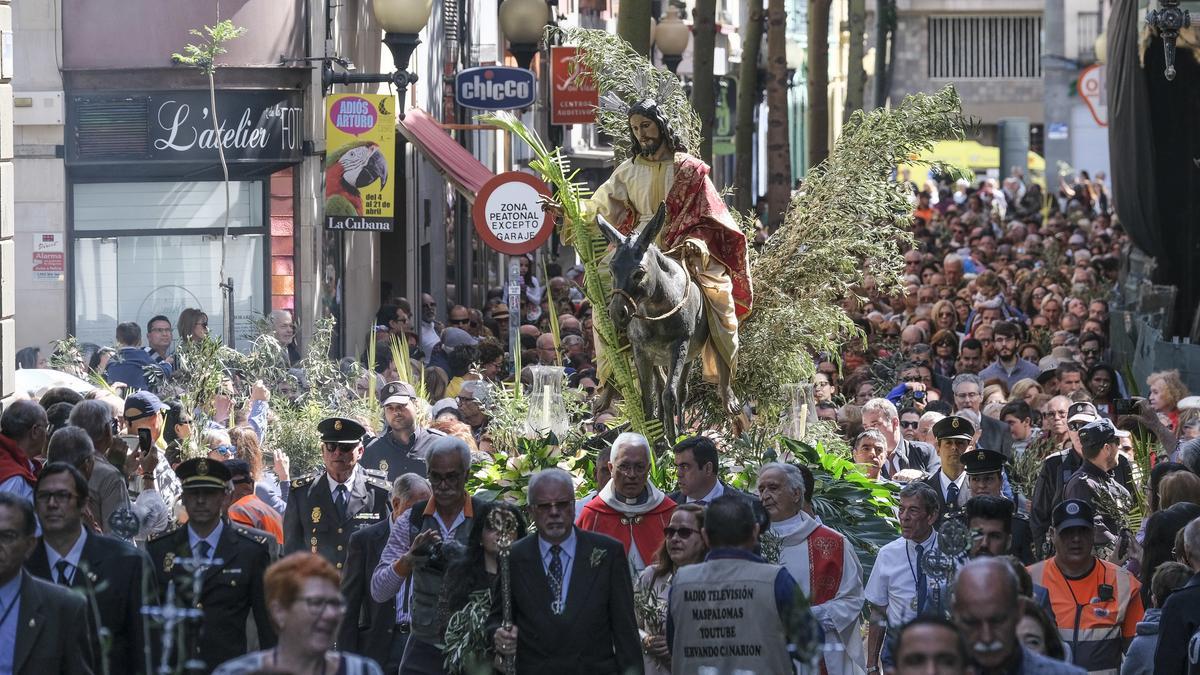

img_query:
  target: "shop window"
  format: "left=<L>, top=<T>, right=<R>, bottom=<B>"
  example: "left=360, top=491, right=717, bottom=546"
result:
left=72, top=180, right=266, bottom=351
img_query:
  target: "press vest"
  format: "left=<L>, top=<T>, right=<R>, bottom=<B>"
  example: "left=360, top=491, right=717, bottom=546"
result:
left=1028, top=558, right=1139, bottom=675
left=407, top=497, right=479, bottom=644
left=669, top=558, right=791, bottom=675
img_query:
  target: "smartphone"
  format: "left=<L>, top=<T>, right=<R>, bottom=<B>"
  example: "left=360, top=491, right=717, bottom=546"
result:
left=137, top=428, right=152, bottom=453
left=1115, top=398, right=1136, bottom=416
left=119, top=434, right=140, bottom=454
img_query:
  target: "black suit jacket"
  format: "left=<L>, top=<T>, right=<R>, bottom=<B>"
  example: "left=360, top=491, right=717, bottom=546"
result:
left=146, top=521, right=276, bottom=672
left=488, top=528, right=643, bottom=675
left=882, top=439, right=939, bottom=479
left=338, top=519, right=397, bottom=666
left=13, top=570, right=95, bottom=675
left=920, top=471, right=969, bottom=525
left=667, top=481, right=756, bottom=505
left=26, top=530, right=152, bottom=674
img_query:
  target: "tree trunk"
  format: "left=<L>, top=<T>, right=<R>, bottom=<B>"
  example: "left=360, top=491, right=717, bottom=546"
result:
left=765, top=0, right=790, bottom=229
left=734, top=0, right=763, bottom=214
left=692, top=0, right=717, bottom=163
left=872, top=0, right=894, bottom=108
left=844, top=0, right=866, bottom=122
left=806, top=0, right=831, bottom=169
left=617, top=0, right=653, bottom=57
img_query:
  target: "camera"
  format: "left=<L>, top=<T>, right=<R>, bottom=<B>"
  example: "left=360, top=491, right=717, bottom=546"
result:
left=913, top=389, right=926, bottom=401
left=413, top=538, right=465, bottom=574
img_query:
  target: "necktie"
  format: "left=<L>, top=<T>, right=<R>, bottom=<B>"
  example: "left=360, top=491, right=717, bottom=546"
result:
left=946, top=481, right=960, bottom=508
left=335, top=484, right=349, bottom=521
left=196, top=540, right=212, bottom=561
left=548, top=545, right=564, bottom=615
left=915, top=543, right=927, bottom=613
left=54, top=559, right=72, bottom=586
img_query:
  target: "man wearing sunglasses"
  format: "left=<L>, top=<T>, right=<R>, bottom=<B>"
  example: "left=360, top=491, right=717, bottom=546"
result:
left=282, top=417, right=391, bottom=571
left=1063, top=418, right=1131, bottom=549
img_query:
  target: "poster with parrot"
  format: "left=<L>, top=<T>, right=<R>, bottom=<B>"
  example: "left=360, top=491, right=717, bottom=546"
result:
left=324, top=94, right=395, bottom=231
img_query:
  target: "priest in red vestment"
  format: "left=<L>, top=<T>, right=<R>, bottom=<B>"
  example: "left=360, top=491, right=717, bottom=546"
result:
left=577, top=432, right=676, bottom=572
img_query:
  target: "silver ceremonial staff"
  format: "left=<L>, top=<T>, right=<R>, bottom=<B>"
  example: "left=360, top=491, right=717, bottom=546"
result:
left=489, top=507, right=520, bottom=674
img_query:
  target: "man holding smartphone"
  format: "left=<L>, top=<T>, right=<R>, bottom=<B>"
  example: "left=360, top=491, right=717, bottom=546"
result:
left=123, top=391, right=180, bottom=536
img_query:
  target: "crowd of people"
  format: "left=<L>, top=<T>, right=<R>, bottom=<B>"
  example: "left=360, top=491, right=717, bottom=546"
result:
left=0, top=166, right=1197, bottom=675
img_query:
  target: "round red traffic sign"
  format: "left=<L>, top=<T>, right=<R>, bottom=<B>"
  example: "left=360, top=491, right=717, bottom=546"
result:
left=472, top=172, right=554, bottom=255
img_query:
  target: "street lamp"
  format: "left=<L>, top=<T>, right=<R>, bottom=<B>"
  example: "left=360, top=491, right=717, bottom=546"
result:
left=499, top=0, right=551, bottom=70
left=656, top=5, right=690, bottom=75
left=322, top=0, right=435, bottom=102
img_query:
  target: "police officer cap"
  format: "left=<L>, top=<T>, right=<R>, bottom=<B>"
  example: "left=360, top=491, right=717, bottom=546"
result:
left=1052, top=499, right=1095, bottom=531
left=933, top=415, right=975, bottom=441
left=176, top=457, right=232, bottom=491
left=379, top=380, right=418, bottom=406
left=1077, top=418, right=1117, bottom=453
left=319, top=417, right=366, bottom=444
left=962, top=448, right=1007, bottom=476
left=1068, top=401, right=1099, bottom=424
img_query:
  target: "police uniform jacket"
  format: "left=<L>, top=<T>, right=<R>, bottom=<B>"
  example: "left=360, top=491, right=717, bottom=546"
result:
left=145, top=520, right=276, bottom=671
left=361, top=427, right=444, bottom=482
left=282, top=467, right=392, bottom=571
left=1030, top=447, right=1135, bottom=549
left=1062, top=459, right=1131, bottom=547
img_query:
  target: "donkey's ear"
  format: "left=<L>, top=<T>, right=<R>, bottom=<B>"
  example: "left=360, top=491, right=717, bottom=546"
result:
left=596, top=214, right=626, bottom=246
left=634, top=202, right=668, bottom=252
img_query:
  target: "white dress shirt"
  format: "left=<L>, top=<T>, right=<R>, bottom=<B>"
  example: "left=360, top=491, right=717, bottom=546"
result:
left=864, top=530, right=938, bottom=630
left=681, top=481, right=725, bottom=505
left=45, top=526, right=88, bottom=585
left=937, top=470, right=968, bottom=508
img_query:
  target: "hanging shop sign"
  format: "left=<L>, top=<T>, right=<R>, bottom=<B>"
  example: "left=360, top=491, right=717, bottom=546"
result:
left=324, top=93, right=397, bottom=232
left=472, top=172, right=554, bottom=255
left=550, top=46, right=598, bottom=125
left=455, top=66, right=538, bottom=110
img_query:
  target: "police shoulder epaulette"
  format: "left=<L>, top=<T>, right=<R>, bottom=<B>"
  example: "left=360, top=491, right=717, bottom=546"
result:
left=147, top=526, right=183, bottom=545
left=232, top=526, right=270, bottom=546
left=362, top=467, right=387, bottom=479
left=292, top=473, right=318, bottom=489
left=363, top=472, right=390, bottom=490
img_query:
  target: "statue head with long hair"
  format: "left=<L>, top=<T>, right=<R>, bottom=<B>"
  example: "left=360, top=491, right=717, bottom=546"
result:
left=627, top=98, right=687, bottom=158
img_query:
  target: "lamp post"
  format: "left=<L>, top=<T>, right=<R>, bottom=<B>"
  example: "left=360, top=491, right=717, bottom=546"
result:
left=499, top=0, right=551, bottom=70
left=322, top=0, right=435, bottom=105
left=656, top=5, right=690, bottom=75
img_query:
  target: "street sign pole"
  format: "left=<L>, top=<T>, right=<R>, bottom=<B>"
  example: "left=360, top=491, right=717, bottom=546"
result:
left=507, top=257, right=521, bottom=358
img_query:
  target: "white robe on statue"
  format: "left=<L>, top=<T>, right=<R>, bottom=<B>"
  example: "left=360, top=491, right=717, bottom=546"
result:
left=774, top=512, right=868, bottom=675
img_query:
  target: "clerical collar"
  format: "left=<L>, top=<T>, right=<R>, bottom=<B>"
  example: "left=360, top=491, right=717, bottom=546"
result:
left=620, top=488, right=650, bottom=506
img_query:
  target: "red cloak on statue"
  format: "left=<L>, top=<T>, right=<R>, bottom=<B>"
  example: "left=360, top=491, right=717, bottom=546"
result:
left=612, top=153, right=754, bottom=319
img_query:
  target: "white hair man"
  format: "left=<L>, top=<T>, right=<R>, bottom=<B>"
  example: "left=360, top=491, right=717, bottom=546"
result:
left=756, top=463, right=865, bottom=674
left=576, top=432, right=677, bottom=572
left=861, top=398, right=939, bottom=480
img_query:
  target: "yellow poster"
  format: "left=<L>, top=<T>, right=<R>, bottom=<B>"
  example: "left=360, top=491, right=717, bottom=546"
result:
left=324, top=94, right=396, bottom=231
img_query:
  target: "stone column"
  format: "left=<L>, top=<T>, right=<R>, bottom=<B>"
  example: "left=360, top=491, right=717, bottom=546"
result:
left=0, top=0, right=15, bottom=403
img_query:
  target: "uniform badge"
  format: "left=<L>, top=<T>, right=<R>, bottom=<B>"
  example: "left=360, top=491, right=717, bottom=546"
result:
left=197, top=460, right=208, bottom=475
left=164, top=552, right=175, bottom=573
left=951, top=418, right=960, bottom=429
left=312, top=507, right=322, bottom=523
left=1066, top=502, right=1080, bottom=515
left=334, top=420, right=343, bottom=431
left=976, top=451, right=985, bottom=460
left=379, top=460, right=389, bottom=474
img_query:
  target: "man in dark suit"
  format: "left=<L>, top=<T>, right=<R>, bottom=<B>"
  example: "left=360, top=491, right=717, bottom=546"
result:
left=862, top=398, right=940, bottom=481
left=0, top=491, right=94, bottom=674
left=951, top=373, right=1013, bottom=458
left=491, top=468, right=642, bottom=674
left=27, top=462, right=151, bottom=674
left=283, top=417, right=392, bottom=572
left=146, top=458, right=275, bottom=672
left=920, top=415, right=974, bottom=525
left=339, top=473, right=431, bottom=672
left=668, top=435, right=757, bottom=505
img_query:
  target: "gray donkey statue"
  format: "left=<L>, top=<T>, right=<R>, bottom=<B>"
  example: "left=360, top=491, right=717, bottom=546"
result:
left=597, top=202, right=736, bottom=442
